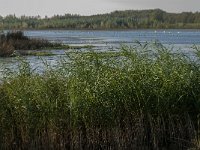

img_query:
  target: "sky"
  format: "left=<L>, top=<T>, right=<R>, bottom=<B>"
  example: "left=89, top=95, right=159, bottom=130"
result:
left=0, top=0, right=199, bottom=17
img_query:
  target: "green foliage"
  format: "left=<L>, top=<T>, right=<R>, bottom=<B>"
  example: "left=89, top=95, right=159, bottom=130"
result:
left=1, top=9, right=200, bottom=29
left=0, top=43, right=200, bottom=149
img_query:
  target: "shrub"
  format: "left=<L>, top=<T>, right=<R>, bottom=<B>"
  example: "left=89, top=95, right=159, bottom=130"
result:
left=0, top=41, right=14, bottom=56
left=0, top=31, right=62, bottom=56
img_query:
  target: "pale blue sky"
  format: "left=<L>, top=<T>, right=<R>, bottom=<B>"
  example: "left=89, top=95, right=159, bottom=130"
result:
left=0, top=0, right=199, bottom=17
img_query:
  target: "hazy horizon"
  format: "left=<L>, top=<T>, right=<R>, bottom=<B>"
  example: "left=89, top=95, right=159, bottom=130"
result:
left=0, top=0, right=199, bottom=17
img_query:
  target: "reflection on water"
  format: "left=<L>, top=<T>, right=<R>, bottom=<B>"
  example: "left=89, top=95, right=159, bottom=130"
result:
left=1, top=29, right=200, bottom=79
left=0, top=55, right=61, bottom=79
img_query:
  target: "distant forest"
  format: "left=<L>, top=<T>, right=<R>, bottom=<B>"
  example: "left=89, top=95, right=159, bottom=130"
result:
left=1, top=9, right=200, bottom=29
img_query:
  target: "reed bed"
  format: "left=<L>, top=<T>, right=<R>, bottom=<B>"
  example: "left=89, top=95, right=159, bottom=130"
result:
left=0, top=31, right=62, bottom=57
left=0, top=42, right=200, bottom=149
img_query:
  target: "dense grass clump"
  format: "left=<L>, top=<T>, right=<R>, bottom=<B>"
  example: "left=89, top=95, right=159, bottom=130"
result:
left=0, top=31, right=62, bottom=56
left=0, top=40, right=14, bottom=57
left=0, top=42, right=200, bottom=149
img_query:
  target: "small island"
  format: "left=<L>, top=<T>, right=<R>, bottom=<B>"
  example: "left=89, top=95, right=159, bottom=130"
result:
left=0, top=31, right=93, bottom=57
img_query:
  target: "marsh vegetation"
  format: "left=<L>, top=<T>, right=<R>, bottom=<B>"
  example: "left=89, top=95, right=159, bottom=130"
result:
left=0, top=31, right=64, bottom=57
left=0, top=42, right=200, bottom=149
left=0, top=31, right=95, bottom=57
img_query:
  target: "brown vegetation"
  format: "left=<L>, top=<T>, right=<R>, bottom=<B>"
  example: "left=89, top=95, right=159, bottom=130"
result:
left=0, top=31, right=62, bottom=57
left=0, top=40, right=14, bottom=57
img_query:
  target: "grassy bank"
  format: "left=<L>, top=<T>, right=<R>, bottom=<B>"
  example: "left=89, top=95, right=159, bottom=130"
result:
left=0, top=42, right=200, bottom=149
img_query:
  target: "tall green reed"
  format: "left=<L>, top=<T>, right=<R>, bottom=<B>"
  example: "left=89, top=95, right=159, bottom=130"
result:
left=0, top=42, right=200, bottom=149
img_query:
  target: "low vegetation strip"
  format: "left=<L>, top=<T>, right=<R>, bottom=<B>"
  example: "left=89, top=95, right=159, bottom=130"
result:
left=0, top=42, right=200, bottom=149
left=0, top=31, right=63, bottom=57
left=0, top=31, right=95, bottom=57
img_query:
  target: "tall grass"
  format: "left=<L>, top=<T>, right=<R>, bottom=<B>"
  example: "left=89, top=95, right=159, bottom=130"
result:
left=0, top=42, right=200, bottom=149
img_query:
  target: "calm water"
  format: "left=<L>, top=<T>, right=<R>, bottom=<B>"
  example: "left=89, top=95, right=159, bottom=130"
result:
left=25, top=29, right=200, bottom=45
left=1, top=29, right=200, bottom=78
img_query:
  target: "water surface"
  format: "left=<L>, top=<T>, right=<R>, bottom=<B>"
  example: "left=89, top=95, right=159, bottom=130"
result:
left=1, top=29, right=200, bottom=78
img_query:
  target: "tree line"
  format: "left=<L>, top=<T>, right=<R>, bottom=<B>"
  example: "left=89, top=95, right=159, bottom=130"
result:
left=0, top=9, right=200, bottom=29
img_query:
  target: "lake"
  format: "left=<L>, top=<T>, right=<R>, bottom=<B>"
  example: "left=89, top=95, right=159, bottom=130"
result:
left=1, top=29, right=200, bottom=78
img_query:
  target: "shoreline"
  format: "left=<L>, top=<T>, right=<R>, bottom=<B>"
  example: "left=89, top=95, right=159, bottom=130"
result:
left=2, top=28, right=200, bottom=31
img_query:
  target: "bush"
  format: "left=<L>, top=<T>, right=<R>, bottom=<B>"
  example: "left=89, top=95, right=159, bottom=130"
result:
left=0, top=41, right=14, bottom=56
left=0, top=31, right=62, bottom=56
